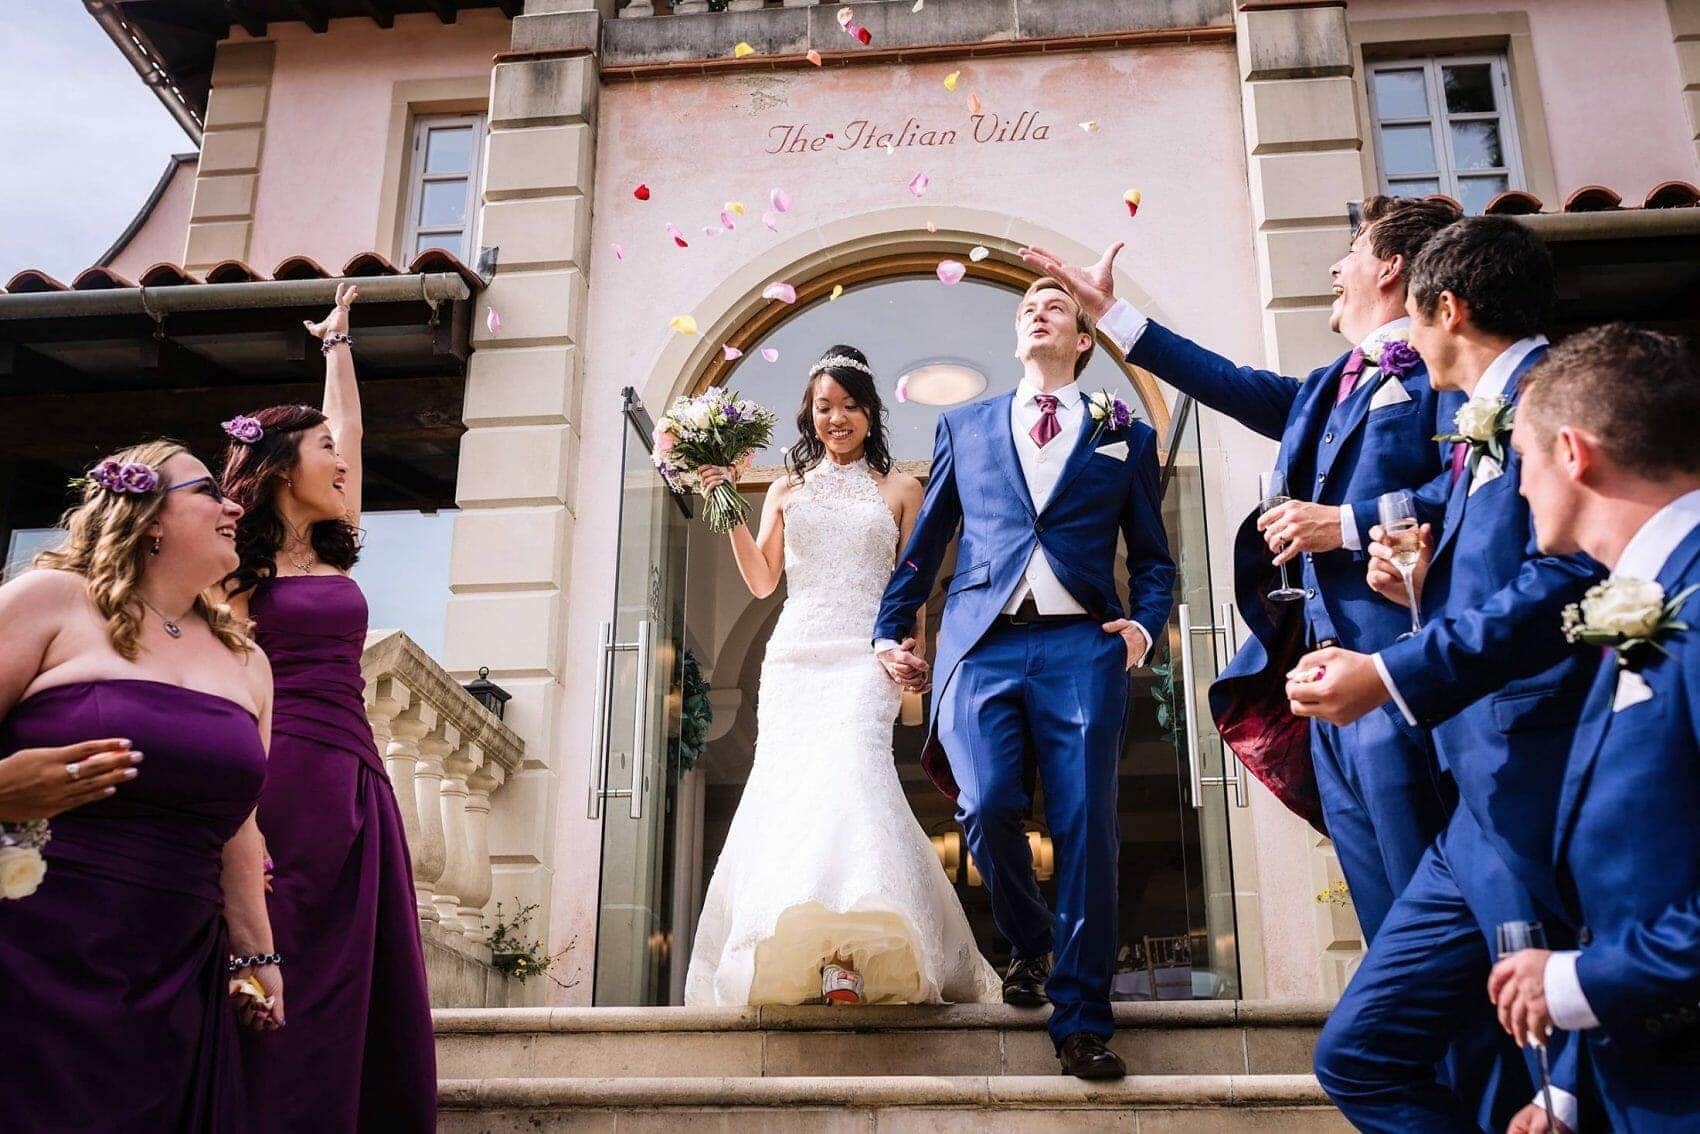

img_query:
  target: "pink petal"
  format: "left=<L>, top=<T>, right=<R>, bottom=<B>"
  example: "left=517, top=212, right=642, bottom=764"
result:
left=667, top=223, right=689, bottom=248
left=908, top=171, right=930, bottom=198
left=611, top=242, right=625, bottom=261
left=807, top=49, right=823, bottom=67
left=935, top=259, right=966, bottom=286
left=762, top=281, right=797, bottom=304
left=720, top=210, right=737, bottom=230
left=895, top=374, right=910, bottom=403
left=770, top=187, right=792, bottom=214
left=761, top=348, right=780, bottom=363
left=837, top=6, right=854, bottom=28
left=723, top=345, right=743, bottom=361
left=485, top=307, right=502, bottom=334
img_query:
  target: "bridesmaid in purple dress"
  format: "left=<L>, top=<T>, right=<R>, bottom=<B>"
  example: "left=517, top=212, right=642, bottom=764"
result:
left=222, top=284, right=436, bottom=1133
left=0, top=440, right=278, bottom=1133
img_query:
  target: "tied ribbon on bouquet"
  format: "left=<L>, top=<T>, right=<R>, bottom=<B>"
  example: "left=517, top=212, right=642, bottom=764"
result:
left=1085, top=389, right=1134, bottom=445
left=1434, top=395, right=1514, bottom=477
left=0, top=819, right=50, bottom=900
left=1562, top=577, right=1699, bottom=671
left=653, top=388, right=780, bottom=533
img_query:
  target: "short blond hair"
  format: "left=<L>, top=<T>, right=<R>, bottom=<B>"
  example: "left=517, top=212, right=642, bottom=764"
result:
left=1020, top=277, right=1097, bottom=377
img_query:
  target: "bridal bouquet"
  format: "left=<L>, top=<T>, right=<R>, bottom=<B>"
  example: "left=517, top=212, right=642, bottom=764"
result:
left=653, top=387, right=778, bottom=533
left=0, top=820, right=50, bottom=900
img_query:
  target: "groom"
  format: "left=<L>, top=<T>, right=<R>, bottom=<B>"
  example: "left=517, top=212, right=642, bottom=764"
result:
left=873, top=277, right=1174, bottom=1078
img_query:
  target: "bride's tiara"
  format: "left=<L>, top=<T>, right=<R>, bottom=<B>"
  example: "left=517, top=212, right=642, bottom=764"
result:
left=808, top=354, right=874, bottom=379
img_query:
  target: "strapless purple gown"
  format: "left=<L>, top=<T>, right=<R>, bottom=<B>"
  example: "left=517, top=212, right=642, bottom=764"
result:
left=241, top=575, right=435, bottom=1133
left=0, top=679, right=266, bottom=1133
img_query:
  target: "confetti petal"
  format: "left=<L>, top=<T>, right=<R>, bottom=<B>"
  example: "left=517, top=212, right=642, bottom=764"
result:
left=966, top=92, right=981, bottom=115
left=968, top=245, right=989, bottom=262
left=634, top=184, right=651, bottom=201
left=1123, top=188, right=1142, bottom=218
left=723, top=345, right=743, bottom=361
left=853, top=25, right=871, bottom=45
left=612, top=242, right=625, bottom=261
left=670, top=315, right=698, bottom=336
left=1080, top=121, right=1099, bottom=133
left=667, top=223, right=689, bottom=248
left=762, top=281, right=798, bottom=304
left=925, top=220, right=938, bottom=233
left=720, top=210, right=737, bottom=229
left=770, top=187, right=792, bottom=213
left=837, top=6, right=854, bottom=28
left=724, top=201, right=746, bottom=216
left=485, top=307, right=501, bottom=334
left=733, top=41, right=754, bottom=58
left=943, top=70, right=960, bottom=93
left=762, top=210, right=780, bottom=232
left=830, top=284, right=844, bottom=301
left=908, top=171, right=930, bottom=198
left=761, top=348, right=780, bottom=363
left=895, top=374, right=910, bottom=403
left=883, top=141, right=895, bottom=156
left=704, top=225, right=726, bottom=238
left=807, top=49, right=823, bottom=67
left=912, top=0, right=924, bottom=10
left=936, top=259, right=966, bottom=286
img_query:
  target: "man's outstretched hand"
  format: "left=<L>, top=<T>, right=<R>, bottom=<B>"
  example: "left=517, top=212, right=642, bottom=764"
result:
left=1018, top=243, right=1122, bottom=321
left=877, top=638, right=932, bottom=694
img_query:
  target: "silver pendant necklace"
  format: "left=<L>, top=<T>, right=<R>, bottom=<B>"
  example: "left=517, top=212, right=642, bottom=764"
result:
left=139, top=596, right=192, bottom=639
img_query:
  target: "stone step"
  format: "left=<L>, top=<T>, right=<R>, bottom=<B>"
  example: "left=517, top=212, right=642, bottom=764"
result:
left=437, top=1073, right=1349, bottom=1132
left=434, top=1000, right=1329, bottom=1081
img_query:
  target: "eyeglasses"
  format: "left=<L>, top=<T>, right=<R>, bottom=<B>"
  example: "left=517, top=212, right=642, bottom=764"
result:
left=165, top=476, right=228, bottom=503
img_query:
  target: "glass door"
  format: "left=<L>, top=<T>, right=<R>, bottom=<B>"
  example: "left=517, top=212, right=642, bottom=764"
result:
left=588, top=389, right=690, bottom=1005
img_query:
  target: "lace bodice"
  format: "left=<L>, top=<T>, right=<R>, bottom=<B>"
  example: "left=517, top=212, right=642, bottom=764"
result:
left=770, top=458, right=898, bottom=649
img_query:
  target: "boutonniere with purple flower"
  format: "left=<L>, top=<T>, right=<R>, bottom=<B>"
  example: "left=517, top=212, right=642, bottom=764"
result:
left=69, top=459, right=160, bottom=495
left=1086, top=390, right=1134, bottom=445
left=1367, top=336, right=1422, bottom=380
left=222, top=415, right=264, bottom=444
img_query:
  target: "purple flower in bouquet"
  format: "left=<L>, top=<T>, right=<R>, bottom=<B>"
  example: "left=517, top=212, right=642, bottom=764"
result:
left=653, top=387, right=779, bottom=533
left=1376, top=339, right=1421, bottom=380
left=222, top=415, right=265, bottom=444
left=722, top=404, right=742, bottom=424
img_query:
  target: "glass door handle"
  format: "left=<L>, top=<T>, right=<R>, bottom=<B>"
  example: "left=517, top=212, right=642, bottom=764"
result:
left=628, top=620, right=653, bottom=820
left=1213, top=601, right=1249, bottom=809
left=1179, top=602, right=1251, bottom=810
left=587, top=621, right=615, bottom=820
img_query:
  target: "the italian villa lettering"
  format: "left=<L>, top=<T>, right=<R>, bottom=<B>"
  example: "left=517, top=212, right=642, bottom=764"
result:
left=766, top=112, right=1053, bottom=156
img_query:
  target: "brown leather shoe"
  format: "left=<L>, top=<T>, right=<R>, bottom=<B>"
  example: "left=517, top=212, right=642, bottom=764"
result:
left=1056, top=1032, right=1127, bottom=1080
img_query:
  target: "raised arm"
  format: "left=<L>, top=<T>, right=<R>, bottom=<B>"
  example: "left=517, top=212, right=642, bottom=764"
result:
left=305, top=282, right=363, bottom=527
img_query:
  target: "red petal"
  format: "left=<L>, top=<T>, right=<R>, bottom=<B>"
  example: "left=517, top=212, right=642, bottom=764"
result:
left=855, top=25, right=872, bottom=44
left=634, top=184, right=651, bottom=201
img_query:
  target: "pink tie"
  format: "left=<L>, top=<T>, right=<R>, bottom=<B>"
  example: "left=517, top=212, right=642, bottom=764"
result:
left=1031, top=394, right=1061, bottom=448
left=1335, top=348, right=1367, bottom=405
left=1449, top=441, right=1469, bottom=484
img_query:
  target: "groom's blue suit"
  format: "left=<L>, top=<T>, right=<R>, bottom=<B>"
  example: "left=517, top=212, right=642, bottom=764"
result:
left=874, top=392, right=1173, bottom=1045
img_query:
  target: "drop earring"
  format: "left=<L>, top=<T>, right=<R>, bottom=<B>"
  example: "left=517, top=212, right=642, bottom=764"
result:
left=150, top=537, right=162, bottom=556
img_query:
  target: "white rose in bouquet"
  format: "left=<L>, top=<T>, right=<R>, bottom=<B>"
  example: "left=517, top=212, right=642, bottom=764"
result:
left=1582, top=578, right=1667, bottom=640
left=0, top=844, right=47, bottom=900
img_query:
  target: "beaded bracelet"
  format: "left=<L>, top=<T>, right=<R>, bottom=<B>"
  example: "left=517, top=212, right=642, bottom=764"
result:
left=320, top=333, right=354, bottom=355
left=228, top=952, right=284, bottom=973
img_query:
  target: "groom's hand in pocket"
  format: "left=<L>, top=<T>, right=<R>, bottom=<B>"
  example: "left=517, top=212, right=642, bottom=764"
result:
left=1103, top=620, right=1150, bottom=671
left=877, top=639, right=931, bottom=692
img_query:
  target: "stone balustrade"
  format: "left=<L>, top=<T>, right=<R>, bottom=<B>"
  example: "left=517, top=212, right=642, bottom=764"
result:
left=362, top=630, right=527, bottom=1006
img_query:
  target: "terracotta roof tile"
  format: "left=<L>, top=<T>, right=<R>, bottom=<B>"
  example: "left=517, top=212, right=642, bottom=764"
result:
left=203, top=259, right=265, bottom=284
left=71, top=267, right=137, bottom=291
left=138, top=263, right=200, bottom=287
left=5, top=270, right=68, bottom=294
left=1563, top=186, right=1623, bottom=212
left=1644, top=181, right=1700, bottom=209
left=1483, top=190, right=1544, bottom=216
left=270, top=256, right=333, bottom=281
left=342, top=252, right=403, bottom=277
left=4, top=250, right=478, bottom=296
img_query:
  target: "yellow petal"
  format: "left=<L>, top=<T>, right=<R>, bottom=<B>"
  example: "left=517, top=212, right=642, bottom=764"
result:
left=669, top=315, right=699, bottom=335
left=1080, top=120, right=1100, bottom=133
left=830, top=284, right=844, bottom=301
left=724, top=201, right=746, bottom=216
left=733, top=42, right=755, bottom=58
left=943, top=70, right=960, bottom=92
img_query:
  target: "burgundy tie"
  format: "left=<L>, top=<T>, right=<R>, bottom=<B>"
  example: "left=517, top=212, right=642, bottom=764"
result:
left=1031, top=394, right=1061, bottom=448
left=1449, top=441, right=1469, bottom=485
left=1335, top=348, right=1368, bottom=406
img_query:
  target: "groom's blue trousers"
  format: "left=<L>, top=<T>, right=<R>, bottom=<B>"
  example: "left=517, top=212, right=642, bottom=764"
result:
left=936, top=617, right=1128, bottom=1046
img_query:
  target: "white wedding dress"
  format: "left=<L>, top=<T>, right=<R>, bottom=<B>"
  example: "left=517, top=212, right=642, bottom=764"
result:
left=684, top=457, right=1001, bottom=1006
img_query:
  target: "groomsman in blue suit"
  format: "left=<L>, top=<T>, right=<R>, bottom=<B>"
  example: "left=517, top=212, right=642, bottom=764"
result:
left=1288, top=217, right=1605, bottom=1132
left=873, top=277, right=1175, bottom=1078
left=1489, top=324, right=1700, bottom=1133
left=1023, top=195, right=1462, bottom=945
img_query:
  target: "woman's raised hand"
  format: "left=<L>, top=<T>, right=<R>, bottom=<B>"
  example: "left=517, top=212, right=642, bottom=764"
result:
left=303, top=281, right=359, bottom=340
left=0, top=738, right=142, bottom=822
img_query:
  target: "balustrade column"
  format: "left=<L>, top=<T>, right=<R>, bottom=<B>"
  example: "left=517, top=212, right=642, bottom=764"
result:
left=381, top=699, right=437, bottom=922
left=460, top=762, right=504, bottom=941
left=411, top=712, right=451, bottom=924
left=433, top=730, right=474, bottom=933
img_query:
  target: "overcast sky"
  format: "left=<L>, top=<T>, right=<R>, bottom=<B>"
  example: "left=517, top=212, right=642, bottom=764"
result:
left=0, top=2, right=195, bottom=281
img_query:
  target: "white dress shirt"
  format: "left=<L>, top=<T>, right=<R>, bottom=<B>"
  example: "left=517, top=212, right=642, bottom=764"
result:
left=1096, top=299, right=1408, bottom=551
left=1374, top=335, right=1551, bottom=727
left=1544, top=488, right=1700, bottom=1034
left=1006, top=379, right=1090, bottom=617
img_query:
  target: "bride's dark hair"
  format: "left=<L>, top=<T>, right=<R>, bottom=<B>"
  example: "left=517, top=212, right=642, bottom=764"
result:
left=786, top=345, right=894, bottom=483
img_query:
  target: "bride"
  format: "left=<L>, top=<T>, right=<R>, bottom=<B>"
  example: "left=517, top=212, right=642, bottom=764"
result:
left=684, top=345, right=1000, bottom=1007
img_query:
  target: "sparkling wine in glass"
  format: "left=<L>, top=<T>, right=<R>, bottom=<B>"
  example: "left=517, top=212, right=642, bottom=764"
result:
left=1378, top=491, right=1424, bottom=639
left=1259, top=471, right=1307, bottom=603
left=1496, top=920, right=1557, bottom=1127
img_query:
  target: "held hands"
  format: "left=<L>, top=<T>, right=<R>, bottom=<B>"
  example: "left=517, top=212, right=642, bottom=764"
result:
left=303, top=281, right=358, bottom=340
left=1103, top=620, right=1150, bottom=671
left=1257, top=502, right=1344, bottom=566
left=877, top=638, right=932, bottom=695
left=1366, top=522, right=1433, bottom=608
left=1016, top=242, right=1123, bottom=321
left=1488, top=948, right=1555, bottom=1050
left=0, top=738, right=142, bottom=822
left=1284, top=647, right=1389, bottom=726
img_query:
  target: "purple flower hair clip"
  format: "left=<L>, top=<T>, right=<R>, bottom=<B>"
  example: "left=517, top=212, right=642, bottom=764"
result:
left=222, top=415, right=265, bottom=444
left=82, top=459, right=161, bottom=495
left=1375, top=339, right=1422, bottom=380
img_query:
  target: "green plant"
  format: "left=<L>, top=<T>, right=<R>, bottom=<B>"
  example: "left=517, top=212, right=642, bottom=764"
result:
left=1149, top=646, right=1183, bottom=752
left=487, top=901, right=554, bottom=981
left=676, top=650, right=713, bottom=772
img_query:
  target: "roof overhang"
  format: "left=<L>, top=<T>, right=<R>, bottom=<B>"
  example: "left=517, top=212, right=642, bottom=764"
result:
left=1512, top=207, right=1700, bottom=337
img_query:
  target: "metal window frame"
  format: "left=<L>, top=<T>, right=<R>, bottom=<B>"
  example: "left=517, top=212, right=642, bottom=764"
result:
left=401, top=112, right=487, bottom=262
left=1367, top=53, right=1525, bottom=213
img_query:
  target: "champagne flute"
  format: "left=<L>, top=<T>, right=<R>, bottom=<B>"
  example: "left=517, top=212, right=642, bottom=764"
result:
left=1496, top=920, right=1557, bottom=1129
left=1378, top=491, right=1424, bottom=639
left=1259, top=471, right=1307, bottom=602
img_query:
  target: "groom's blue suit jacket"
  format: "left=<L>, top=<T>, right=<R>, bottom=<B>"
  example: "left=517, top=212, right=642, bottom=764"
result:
left=874, top=392, right=1175, bottom=798
left=1124, top=321, right=1459, bottom=831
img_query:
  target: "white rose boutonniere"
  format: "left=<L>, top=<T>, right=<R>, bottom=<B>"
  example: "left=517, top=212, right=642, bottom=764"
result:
left=1562, top=578, right=1699, bottom=671
left=0, top=819, right=50, bottom=900
left=1435, top=396, right=1515, bottom=474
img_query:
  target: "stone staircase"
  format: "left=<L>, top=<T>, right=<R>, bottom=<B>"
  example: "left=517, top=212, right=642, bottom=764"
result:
left=435, top=1000, right=1346, bottom=1132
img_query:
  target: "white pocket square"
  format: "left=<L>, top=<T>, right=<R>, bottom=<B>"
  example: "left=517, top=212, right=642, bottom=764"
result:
left=1469, top=455, right=1504, bottom=495
left=1613, top=669, right=1655, bottom=712
left=1096, top=441, right=1129, bottom=461
left=1369, top=381, right=1413, bottom=410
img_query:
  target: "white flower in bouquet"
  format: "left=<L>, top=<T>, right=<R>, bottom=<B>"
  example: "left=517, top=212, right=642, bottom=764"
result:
left=0, top=820, right=49, bottom=901
left=652, top=387, right=779, bottom=533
